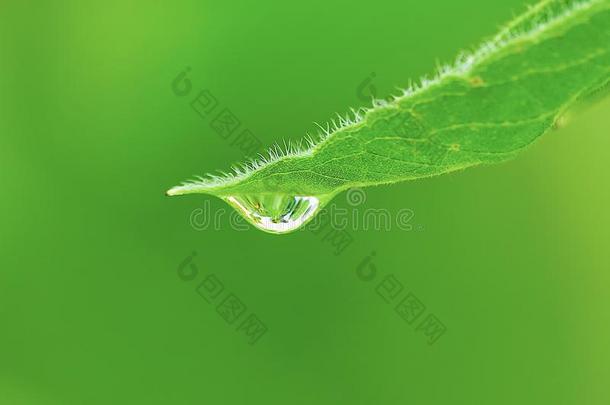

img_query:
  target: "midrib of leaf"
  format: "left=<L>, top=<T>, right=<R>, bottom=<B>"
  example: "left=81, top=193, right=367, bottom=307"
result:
left=167, top=0, right=610, bottom=199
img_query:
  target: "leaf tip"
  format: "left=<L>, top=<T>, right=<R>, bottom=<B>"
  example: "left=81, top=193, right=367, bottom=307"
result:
left=166, top=187, right=180, bottom=197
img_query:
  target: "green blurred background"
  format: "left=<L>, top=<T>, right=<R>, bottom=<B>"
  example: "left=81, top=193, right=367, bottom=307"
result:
left=1, top=0, right=609, bottom=404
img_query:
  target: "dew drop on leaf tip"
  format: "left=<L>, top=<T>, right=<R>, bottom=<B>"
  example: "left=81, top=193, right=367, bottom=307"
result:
left=223, top=194, right=322, bottom=234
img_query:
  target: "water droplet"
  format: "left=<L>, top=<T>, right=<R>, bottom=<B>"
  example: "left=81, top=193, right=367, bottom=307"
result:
left=224, top=194, right=323, bottom=234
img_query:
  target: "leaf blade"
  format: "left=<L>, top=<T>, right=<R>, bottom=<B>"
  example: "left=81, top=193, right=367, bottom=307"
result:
left=168, top=0, right=610, bottom=199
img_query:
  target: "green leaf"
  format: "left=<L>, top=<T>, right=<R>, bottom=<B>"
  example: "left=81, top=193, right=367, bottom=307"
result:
left=167, top=0, right=610, bottom=234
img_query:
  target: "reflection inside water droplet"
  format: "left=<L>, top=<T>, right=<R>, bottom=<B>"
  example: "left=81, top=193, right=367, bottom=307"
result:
left=224, top=194, right=322, bottom=234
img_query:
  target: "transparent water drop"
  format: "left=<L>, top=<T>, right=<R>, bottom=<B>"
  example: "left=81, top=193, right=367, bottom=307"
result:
left=224, top=194, right=322, bottom=234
